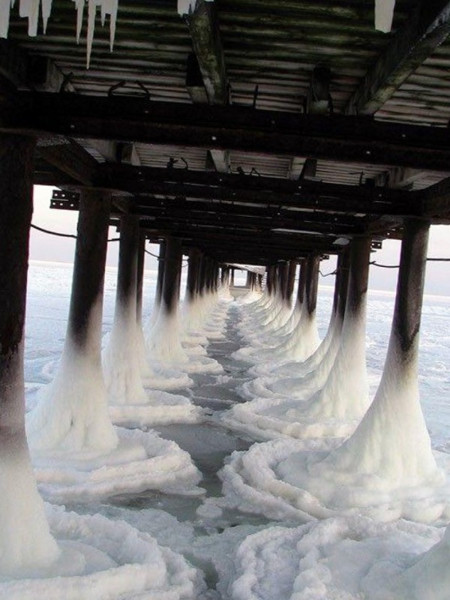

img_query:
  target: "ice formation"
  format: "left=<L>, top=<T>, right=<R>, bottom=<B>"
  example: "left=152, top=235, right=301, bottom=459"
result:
left=0, top=503, right=205, bottom=599
left=27, top=296, right=118, bottom=453
left=375, top=0, right=396, bottom=33
left=221, top=516, right=446, bottom=600
left=0, top=0, right=119, bottom=67
left=177, top=0, right=214, bottom=17
left=0, top=346, right=60, bottom=577
left=223, top=244, right=369, bottom=442
left=33, top=427, right=204, bottom=503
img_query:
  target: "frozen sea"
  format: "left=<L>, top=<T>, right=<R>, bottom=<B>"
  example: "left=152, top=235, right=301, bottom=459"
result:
left=22, top=260, right=450, bottom=598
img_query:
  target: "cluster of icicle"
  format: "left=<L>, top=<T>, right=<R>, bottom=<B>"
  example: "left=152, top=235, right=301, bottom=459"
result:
left=0, top=0, right=208, bottom=68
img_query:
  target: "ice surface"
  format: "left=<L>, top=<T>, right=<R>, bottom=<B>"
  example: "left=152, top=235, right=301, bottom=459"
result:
left=0, top=503, right=206, bottom=599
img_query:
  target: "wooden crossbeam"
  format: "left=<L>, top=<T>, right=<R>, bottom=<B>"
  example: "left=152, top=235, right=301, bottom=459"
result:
left=132, top=197, right=365, bottom=226
left=346, top=1, right=450, bottom=115
left=9, top=93, right=450, bottom=171
left=96, top=163, right=414, bottom=217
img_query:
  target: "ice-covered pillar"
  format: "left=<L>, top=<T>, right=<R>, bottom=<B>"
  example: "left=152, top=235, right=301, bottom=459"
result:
left=27, top=188, right=118, bottom=450
left=103, top=213, right=147, bottom=404
left=308, top=236, right=372, bottom=420
left=324, top=220, right=443, bottom=490
left=0, top=134, right=60, bottom=575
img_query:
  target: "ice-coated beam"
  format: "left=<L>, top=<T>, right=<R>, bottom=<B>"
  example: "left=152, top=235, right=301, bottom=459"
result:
left=161, top=236, right=183, bottom=315
left=0, top=133, right=59, bottom=574
left=68, top=189, right=111, bottom=349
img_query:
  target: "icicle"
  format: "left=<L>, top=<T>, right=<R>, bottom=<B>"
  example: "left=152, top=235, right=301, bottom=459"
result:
left=19, top=0, right=40, bottom=36
left=375, top=0, right=396, bottom=33
left=73, top=0, right=84, bottom=43
left=177, top=0, right=213, bottom=17
left=41, top=0, right=52, bottom=33
left=86, top=0, right=97, bottom=68
left=0, top=0, right=14, bottom=38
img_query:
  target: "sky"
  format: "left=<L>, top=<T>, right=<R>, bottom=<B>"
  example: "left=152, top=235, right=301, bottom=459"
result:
left=30, top=186, right=450, bottom=296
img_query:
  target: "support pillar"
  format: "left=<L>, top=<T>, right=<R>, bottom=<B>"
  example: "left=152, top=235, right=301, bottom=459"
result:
left=28, top=188, right=118, bottom=449
left=136, top=232, right=146, bottom=326
left=186, top=248, right=201, bottom=304
left=286, top=260, right=298, bottom=303
left=325, top=220, right=442, bottom=496
left=308, top=236, right=372, bottom=421
left=0, top=133, right=60, bottom=575
left=162, top=237, right=183, bottom=314
left=305, top=253, right=320, bottom=319
left=147, top=235, right=188, bottom=364
left=103, top=213, right=147, bottom=404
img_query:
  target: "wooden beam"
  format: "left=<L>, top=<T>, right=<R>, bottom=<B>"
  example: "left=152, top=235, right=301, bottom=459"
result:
left=94, top=163, right=415, bottom=218
left=374, top=166, right=429, bottom=189
left=0, top=39, right=75, bottom=92
left=346, top=1, right=450, bottom=115
left=185, top=0, right=229, bottom=105
left=10, top=93, right=450, bottom=171
left=37, top=138, right=98, bottom=186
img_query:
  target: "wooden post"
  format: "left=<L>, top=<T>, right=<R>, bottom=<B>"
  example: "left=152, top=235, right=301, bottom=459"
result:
left=305, top=253, right=320, bottom=317
left=0, top=133, right=60, bottom=573
left=296, top=259, right=306, bottom=304
left=116, top=214, right=140, bottom=321
left=161, top=236, right=182, bottom=314
left=67, top=189, right=112, bottom=350
left=136, top=232, right=146, bottom=326
left=335, top=248, right=350, bottom=321
left=394, top=218, right=430, bottom=363
left=286, top=260, right=298, bottom=302
left=346, top=237, right=371, bottom=317
left=186, top=248, right=201, bottom=302
left=0, top=134, right=35, bottom=436
left=156, top=240, right=166, bottom=306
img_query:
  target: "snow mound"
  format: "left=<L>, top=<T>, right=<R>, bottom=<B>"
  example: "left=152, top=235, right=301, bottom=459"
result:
left=221, top=516, right=446, bottom=600
left=0, top=504, right=205, bottom=600
left=33, top=427, right=204, bottom=503
left=217, top=439, right=450, bottom=523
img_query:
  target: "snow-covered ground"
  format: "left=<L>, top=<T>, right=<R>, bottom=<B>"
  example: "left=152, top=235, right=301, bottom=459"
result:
left=14, top=262, right=450, bottom=598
